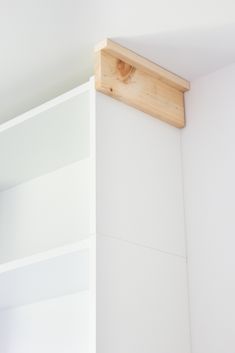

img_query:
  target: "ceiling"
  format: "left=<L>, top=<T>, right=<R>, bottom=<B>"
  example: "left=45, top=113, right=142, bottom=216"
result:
left=0, top=0, right=235, bottom=124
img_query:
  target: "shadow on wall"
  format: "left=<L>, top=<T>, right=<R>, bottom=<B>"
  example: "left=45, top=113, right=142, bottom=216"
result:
left=114, top=22, right=235, bottom=80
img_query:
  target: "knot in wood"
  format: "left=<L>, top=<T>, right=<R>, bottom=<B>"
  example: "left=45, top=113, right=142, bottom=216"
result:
left=116, top=59, right=134, bottom=82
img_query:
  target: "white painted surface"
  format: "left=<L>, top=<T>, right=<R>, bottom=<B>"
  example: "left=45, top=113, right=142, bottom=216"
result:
left=0, top=158, right=91, bottom=262
left=116, top=24, right=235, bottom=81
left=96, top=92, right=186, bottom=256
left=96, top=235, right=191, bottom=353
left=95, top=91, right=190, bottom=352
left=0, top=240, right=90, bottom=309
left=0, top=89, right=90, bottom=191
left=0, top=1, right=234, bottom=125
left=182, top=63, right=235, bottom=353
left=0, top=80, right=191, bottom=353
left=0, top=83, right=93, bottom=351
left=0, top=291, right=89, bottom=353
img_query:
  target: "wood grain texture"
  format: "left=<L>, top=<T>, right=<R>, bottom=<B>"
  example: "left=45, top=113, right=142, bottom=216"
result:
left=95, top=39, right=190, bottom=128
left=95, top=39, right=190, bottom=92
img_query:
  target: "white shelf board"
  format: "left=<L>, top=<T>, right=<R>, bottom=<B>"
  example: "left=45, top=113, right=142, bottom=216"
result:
left=0, top=82, right=91, bottom=191
left=0, top=238, right=91, bottom=309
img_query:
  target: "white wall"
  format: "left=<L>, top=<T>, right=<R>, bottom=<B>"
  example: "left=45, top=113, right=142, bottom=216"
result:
left=182, top=63, right=235, bottom=353
left=1, top=1, right=234, bottom=126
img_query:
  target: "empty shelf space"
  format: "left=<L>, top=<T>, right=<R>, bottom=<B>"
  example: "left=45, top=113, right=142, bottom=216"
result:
left=0, top=84, right=90, bottom=191
left=0, top=238, right=91, bottom=309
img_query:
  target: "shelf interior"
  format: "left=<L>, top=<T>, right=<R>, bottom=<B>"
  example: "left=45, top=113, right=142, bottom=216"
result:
left=0, top=89, right=90, bottom=191
left=0, top=241, right=90, bottom=309
left=0, top=291, right=90, bottom=353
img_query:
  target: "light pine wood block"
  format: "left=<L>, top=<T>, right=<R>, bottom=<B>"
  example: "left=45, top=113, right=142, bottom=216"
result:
left=95, top=39, right=190, bottom=128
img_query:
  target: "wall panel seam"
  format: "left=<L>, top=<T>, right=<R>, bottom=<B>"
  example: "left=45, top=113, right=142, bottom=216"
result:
left=96, top=232, right=186, bottom=260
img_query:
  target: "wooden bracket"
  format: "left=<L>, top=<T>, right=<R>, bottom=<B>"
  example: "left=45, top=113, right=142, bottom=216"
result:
left=95, top=39, right=190, bottom=128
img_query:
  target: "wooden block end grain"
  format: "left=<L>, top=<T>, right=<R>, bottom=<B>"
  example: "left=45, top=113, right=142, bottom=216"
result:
left=94, top=39, right=190, bottom=128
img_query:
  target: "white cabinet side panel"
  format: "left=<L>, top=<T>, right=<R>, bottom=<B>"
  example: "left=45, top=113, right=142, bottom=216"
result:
left=0, top=159, right=90, bottom=263
left=96, top=235, right=191, bottom=353
left=95, top=93, right=185, bottom=256
left=0, top=291, right=89, bottom=353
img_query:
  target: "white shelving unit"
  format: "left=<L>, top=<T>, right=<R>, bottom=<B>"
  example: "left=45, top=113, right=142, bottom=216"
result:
left=0, top=239, right=91, bottom=309
left=0, top=78, right=191, bottom=353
